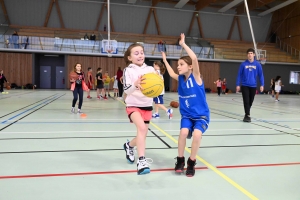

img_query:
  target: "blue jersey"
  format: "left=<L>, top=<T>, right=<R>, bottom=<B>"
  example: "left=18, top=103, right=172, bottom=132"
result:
left=178, top=74, right=210, bottom=121
left=236, top=59, right=264, bottom=87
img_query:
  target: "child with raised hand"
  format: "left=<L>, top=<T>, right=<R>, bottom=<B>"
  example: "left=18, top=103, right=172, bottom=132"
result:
left=152, top=61, right=173, bottom=119
left=123, top=43, right=155, bottom=175
left=162, top=33, right=210, bottom=177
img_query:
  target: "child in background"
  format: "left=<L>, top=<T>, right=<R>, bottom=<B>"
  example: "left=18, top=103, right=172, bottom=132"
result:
left=86, top=67, right=93, bottom=99
left=162, top=33, right=210, bottom=177
left=103, top=71, right=110, bottom=99
left=96, top=68, right=104, bottom=100
left=0, top=69, right=8, bottom=93
left=221, top=78, right=227, bottom=94
left=214, top=78, right=222, bottom=96
left=122, top=43, right=155, bottom=175
left=152, top=61, right=173, bottom=119
left=113, top=74, right=119, bottom=98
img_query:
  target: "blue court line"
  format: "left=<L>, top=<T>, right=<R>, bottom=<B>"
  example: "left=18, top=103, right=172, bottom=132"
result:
left=1, top=95, right=59, bottom=124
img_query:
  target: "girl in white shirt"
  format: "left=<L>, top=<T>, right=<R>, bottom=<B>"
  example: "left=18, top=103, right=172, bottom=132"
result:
left=274, top=76, right=283, bottom=102
left=152, top=61, right=173, bottom=119
left=122, top=43, right=155, bottom=175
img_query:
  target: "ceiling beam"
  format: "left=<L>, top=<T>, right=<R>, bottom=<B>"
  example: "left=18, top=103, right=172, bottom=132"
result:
left=258, top=0, right=298, bottom=16
left=0, top=0, right=10, bottom=25
left=218, top=0, right=243, bottom=13
left=196, top=0, right=218, bottom=10
left=153, top=8, right=161, bottom=35
left=55, top=0, right=65, bottom=28
left=95, top=3, right=105, bottom=31
left=143, top=8, right=152, bottom=34
left=236, top=16, right=243, bottom=41
left=236, top=0, right=276, bottom=15
left=44, top=0, right=55, bottom=27
left=227, top=16, right=237, bottom=40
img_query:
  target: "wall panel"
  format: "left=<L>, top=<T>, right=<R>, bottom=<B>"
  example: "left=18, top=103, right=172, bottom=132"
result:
left=0, top=52, right=32, bottom=86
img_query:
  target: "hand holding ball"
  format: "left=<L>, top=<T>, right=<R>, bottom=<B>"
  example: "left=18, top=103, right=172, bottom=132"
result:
left=141, top=73, right=164, bottom=98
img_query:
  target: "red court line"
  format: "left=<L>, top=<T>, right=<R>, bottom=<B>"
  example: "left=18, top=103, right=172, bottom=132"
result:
left=0, top=162, right=299, bottom=180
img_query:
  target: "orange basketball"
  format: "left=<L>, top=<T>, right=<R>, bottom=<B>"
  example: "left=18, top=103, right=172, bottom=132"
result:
left=170, top=101, right=179, bottom=108
left=69, top=71, right=78, bottom=80
left=6, top=85, right=11, bottom=90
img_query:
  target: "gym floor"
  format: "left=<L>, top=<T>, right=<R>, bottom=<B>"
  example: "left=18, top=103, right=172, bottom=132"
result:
left=0, top=90, right=299, bottom=200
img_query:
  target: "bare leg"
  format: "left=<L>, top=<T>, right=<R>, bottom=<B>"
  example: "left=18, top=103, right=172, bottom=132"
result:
left=178, top=128, right=188, bottom=157
left=129, top=112, right=149, bottom=157
left=190, top=129, right=202, bottom=160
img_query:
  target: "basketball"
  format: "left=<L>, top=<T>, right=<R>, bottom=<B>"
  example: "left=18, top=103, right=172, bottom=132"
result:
left=6, top=85, right=11, bottom=90
left=141, top=73, right=164, bottom=98
left=170, top=101, right=179, bottom=108
left=69, top=71, right=78, bottom=80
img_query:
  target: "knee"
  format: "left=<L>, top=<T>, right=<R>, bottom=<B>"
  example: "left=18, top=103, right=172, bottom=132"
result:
left=179, top=129, right=189, bottom=138
left=137, top=124, right=148, bottom=136
left=193, top=131, right=202, bottom=141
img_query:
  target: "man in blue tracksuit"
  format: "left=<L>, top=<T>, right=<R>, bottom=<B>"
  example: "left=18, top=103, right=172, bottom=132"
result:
left=236, top=48, right=264, bottom=122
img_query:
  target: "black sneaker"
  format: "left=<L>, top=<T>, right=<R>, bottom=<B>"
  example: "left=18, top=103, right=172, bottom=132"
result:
left=243, top=115, right=251, bottom=122
left=186, top=157, right=196, bottom=177
left=174, top=156, right=185, bottom=173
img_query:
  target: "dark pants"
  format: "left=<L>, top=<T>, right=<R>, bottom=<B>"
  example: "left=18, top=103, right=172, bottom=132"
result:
left=241, top=86, right=256, bottom=116
left=0, top=83, right=3, bottom=92
left=217, top=87, right=221, bottom=96
left=72, top=86, right=83, bottom=109
left=118, top=80, right=123, bottom=97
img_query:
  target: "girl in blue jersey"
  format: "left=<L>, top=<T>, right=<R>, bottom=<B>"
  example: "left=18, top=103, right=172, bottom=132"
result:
left=162, top=33, right=210, bottom=177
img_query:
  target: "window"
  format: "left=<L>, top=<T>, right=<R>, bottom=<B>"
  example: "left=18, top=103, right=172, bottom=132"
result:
left=289, top=71, right=300, bottom=84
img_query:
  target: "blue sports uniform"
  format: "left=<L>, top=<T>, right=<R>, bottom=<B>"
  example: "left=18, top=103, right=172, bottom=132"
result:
left=236, top=59, right=264, bottom=87
left=178, top=74, right=210, bottom=138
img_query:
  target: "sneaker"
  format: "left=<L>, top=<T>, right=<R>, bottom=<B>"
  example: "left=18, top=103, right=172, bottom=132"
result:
left=243, top=115, right=251, bottom=122
left=186, top=157, right=196, bottom=177
left=104, top=96, right=108, bottom=100
left=152, top=113, right=160, bottom=118
left=123, top=142, right=135, bottom=163
left=166, top=109, right=173, bottom=119
left=77, top=109, right=83, bottom=114
left=174, top=156, right=185, bottom=173
left=275, top=99, right=279, bottom=102
left=71, top=107, right=75, bottom=113
left=87, top=96, right=92, bottom=99
left=137, top=157, right=152, bottom=175
left=108, top=94, right=111, bottom=97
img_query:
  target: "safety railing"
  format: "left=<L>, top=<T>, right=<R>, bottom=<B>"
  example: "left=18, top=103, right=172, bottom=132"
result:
left=276, top=36, right=300, bottom=62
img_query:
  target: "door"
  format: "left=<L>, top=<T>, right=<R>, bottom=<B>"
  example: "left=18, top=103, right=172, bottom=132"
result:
left=56, top=66, right=65, bottom=89
left=40, top=66, right=51, bottom=89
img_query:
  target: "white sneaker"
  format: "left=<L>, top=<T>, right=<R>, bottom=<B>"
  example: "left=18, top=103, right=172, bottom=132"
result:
left=71, top=107, right=75, bottom=113
left=166, top=109, right=173, bottom=119
left=137, top=157, right=152, bottom=175
left=123, top=142, right=135, bottom=163
left=152, top=113, right=160, bottom=118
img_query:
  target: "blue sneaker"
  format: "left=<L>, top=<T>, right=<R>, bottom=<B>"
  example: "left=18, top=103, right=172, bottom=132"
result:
left=166, top=109, right=173, bottom=119
left=152, top=113, right=160, bottom=118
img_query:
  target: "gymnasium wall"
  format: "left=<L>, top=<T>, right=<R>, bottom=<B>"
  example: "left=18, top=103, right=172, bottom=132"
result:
left=3, top=0, right=271, bottom=42
left=270, top=1, right=300, bottom=51
left=0, top=52, right=33, bottom=86
left=220, top=62, right=300, bottom=92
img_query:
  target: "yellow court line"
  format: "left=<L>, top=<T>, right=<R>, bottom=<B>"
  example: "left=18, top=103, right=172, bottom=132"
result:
left=150, top=122, right=259, bottom=200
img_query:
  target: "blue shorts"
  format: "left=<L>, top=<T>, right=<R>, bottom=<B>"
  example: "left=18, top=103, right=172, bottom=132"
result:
left=180, top=117, right=209, bottom=139
left=153, top=95, right=164, bottom=104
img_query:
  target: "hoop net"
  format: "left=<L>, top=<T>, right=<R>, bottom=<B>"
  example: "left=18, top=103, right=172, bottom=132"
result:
left=257, top=49, right=267, bottom=65
left=260, top=57, right=266, bottom=65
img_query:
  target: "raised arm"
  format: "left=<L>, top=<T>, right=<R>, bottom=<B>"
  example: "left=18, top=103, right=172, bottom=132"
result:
left=161, top=51, right=178, bottom=81
left=179, top=33, right=201, bottom=84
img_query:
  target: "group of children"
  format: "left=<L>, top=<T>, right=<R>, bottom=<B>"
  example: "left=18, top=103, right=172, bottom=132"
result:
left=214, top=78, right=227, bottom=96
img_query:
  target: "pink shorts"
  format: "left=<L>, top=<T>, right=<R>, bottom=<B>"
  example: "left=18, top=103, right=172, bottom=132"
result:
left=126, top=107, right=152, bottom=124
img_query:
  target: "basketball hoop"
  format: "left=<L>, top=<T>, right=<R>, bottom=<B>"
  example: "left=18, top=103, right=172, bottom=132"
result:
left=101, top=39, right=118, bottom=57
left=260, top=57, right=266, bottom=65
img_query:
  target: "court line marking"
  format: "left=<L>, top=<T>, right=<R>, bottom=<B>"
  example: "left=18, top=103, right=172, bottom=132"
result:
left=0, top=162, right=299, bottom=180
left=150, top=122, right=259, bottom=200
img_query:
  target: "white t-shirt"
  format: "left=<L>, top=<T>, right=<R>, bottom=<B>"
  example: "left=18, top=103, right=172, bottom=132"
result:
left=275, top=80, right=281, bottom=91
